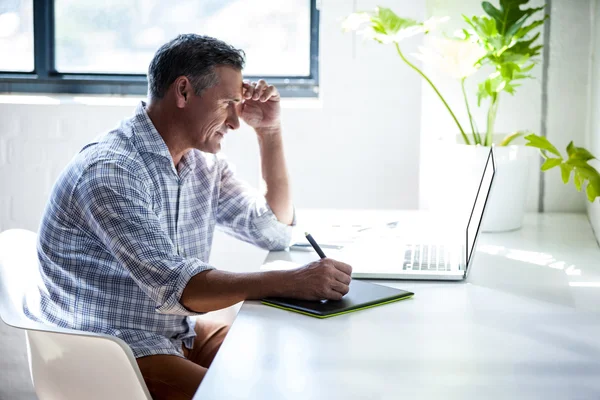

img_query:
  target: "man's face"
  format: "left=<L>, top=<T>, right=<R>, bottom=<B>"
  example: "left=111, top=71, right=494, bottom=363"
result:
left=183, top=66, right=243, bottom=154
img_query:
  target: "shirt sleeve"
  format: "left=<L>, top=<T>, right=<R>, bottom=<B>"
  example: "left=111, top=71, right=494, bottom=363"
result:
left=72, top=160, right=213, bottom=316
left=216, top=158, right=295, bottom=251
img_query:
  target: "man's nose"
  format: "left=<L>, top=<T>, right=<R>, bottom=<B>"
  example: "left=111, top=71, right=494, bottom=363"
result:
left=226, top=104, right=240, bottom=130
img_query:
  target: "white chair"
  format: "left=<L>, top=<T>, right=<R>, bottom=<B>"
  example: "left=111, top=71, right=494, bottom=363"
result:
left=0, top=229, right=152, bottom=400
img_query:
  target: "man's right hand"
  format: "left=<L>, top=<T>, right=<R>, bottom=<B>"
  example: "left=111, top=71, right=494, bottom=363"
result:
left=285, top=258, right=353, bottom=301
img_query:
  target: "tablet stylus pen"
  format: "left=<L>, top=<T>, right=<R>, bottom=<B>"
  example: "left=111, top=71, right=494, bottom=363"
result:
left=305, top=232, right=327, bottom=259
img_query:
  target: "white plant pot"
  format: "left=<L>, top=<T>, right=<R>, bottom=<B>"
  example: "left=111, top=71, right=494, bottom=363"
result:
left=420, top=142, right=537, bottom=232
left=481, top=145, right=537, bottom=232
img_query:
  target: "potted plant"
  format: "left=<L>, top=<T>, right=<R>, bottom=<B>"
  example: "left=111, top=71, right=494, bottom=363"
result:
left=343, top=1, right=600, bottom=231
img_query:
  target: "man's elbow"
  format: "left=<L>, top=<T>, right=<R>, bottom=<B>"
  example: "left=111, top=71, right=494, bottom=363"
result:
left=152, top=270, right=215, bottom=315
left=260, top=236, right=290, bottom=252
left=178, top=297, right=213, bottom=315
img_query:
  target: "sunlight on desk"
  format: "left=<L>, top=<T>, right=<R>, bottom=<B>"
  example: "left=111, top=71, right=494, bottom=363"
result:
left=194, top=212, right=600, bottom=400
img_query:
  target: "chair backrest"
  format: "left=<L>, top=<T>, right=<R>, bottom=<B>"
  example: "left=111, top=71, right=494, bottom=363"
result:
left=0, top=229, right=152, bottom=400
left=0, top=229, right=43, bottom=327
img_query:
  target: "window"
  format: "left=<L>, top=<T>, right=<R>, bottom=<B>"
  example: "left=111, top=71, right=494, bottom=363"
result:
left=0, top=0, right=319, bottom=97
left=0, top=0, right=34, bottom=72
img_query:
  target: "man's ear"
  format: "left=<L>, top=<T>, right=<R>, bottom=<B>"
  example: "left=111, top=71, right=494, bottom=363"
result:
left=174, top=76, right=191, bottom=108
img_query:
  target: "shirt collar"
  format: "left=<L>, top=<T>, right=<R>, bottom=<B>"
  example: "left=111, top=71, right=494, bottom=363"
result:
left=132, top=101, right=174, bottom=161
left=132, top=101, right=197, bottom=177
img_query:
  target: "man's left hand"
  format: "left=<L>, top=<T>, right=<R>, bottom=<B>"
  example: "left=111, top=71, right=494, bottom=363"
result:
left=240, top=79, right=281, bottom=132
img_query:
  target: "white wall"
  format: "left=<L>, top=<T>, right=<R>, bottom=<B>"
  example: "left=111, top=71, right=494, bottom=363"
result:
left=0, top=2, right=424, bottom=396
left=545, top=0, right=591, bottom=212
left=3, top=1, right=592, bottom=239
left=284, top=0, right=424, bottom=210
left=0, top=2, right=595, bottom=268
left=419, top=0, right=590, bottom=213
left=0, top=0, right=424, bottom=237
left=0, top=1, right=598, bottom=397
left=587, top=0, right=600, bottom=244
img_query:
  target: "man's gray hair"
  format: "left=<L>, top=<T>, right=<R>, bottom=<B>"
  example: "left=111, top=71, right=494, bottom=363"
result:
left=147, top=34, right=246, bottom=99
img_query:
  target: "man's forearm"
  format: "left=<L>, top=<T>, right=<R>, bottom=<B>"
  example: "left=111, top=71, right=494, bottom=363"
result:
left=256, top=127, right=294, bottom=225
left=181, top=269, right=290, bottom=313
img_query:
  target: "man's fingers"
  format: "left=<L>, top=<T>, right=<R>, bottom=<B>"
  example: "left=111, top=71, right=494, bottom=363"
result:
left=242, top=80, right=279, bottom=103
left=334, top=269, right=351, bottom=285
left=333, top=260, right=353, bottom=276
left=326, top=288, right=344, bottom=301
left=253, top=79, right=267, bottom=100
left=330, top=280, right=350, bottom=296
left=244, top=81, right=260, bottom=100
left=242, top=81, right=253, bottom=99
left=260, top=85, right=278, bottom=102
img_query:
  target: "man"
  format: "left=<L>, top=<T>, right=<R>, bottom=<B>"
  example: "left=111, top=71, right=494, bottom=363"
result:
left=25, top=34, right=352, bottom=399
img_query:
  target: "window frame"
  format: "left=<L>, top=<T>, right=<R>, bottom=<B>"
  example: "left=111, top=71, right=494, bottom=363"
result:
left=0, top=0, right=319, bottom=97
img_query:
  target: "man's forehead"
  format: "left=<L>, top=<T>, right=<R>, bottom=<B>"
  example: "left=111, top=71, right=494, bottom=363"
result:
left=224, top=84, right=242, bottom=101
left=213, top=80, right=242, bottom=101
left=211, top=66, right=243, bottom=98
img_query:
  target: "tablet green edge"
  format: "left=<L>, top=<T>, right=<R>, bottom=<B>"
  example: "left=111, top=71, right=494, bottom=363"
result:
left=261, top=294, right=414, bottom=319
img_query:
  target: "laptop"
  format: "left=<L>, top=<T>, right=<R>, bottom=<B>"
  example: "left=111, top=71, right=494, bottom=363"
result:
left=348, top=147, right=497, bottom=281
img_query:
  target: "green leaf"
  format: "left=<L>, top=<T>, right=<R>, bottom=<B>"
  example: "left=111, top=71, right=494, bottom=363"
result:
left=506, top=14, right=528, bottom=38
left=484, top=77, right=493, bottom=95
left=539, top=142, right=600, bottom=202
left=497, top=80, right=507, bottom=92
left=470, top=1, right=547, bottom=103
left=540, top=147, right=600, bottom=202
left=482, top=0, right=543, bottom=36
left=481, top=73, right=510, bottom=95
left=468, top=15, right=499, bottom=39
left=567, top=141, right=575, bottom=157
left=343, top=8, right=424, bottom=43
left=574, top=171, right=583, bottom=191
left=566, top=158, right=591, bottom=169
left=482, top=2, right=504, bottom=24
left=462, top=15, right=477, bottom=30
left=567, top=142, right=596, bottom=162
left=566, top=161, right=600, bottom=200
left=513, top=73, right=533, bottom=80
left=519, top=62, right=535, bottom=73
left=477, top=81, right=492, bottom=106
left=560, top=163, right=572, bottom=184
left=509, top=32, right=542, bottom=56
left=500, top=62, right=520, bottom=80
left=583, top=170, right=600, bottom=201
left=498, top=131, right=525, bottom=146
left=374, top=7, right=419, bottom=35
left=515, top=18, right=547, bottom=40
left=477, top=2, right=545, bottom=69
left=586, top=180, right=599, bottom=202
left=504, top=82, right=518, bottom=94
left=541, top=158, right=562, bottom=171
left=498, top=51, right=531, bottom=64
left=524, top=134, right=562, bottom=157
left=372, top=22, right=387, bottom=35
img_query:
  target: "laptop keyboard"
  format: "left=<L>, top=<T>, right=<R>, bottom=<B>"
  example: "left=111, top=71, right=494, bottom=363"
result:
left=403, top=244, right=452, bottom=271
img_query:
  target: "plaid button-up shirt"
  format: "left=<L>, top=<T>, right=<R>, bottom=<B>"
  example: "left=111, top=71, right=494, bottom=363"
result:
left=25, top=101, right=293, bottom=358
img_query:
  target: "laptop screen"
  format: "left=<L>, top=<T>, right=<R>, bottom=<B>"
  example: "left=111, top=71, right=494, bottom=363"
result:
left=466, top=149, right=496, bottom=265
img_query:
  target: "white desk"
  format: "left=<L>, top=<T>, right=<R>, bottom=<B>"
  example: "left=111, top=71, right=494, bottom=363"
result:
left=194, top=212, right=600, bottom=399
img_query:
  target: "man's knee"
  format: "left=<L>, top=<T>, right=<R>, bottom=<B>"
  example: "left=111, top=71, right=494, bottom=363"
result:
left=136, top=355, right=207, bottom=400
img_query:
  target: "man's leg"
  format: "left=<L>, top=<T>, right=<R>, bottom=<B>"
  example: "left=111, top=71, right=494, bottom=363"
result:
left=183, top=319, right=230, bottom=368
left=136, top=321, right=230, bottom=400
left=136, top=355, right=207, bottom=400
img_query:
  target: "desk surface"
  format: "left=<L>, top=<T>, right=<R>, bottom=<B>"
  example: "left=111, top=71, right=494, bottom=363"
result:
left=194, top=212, right=600, bottom=400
